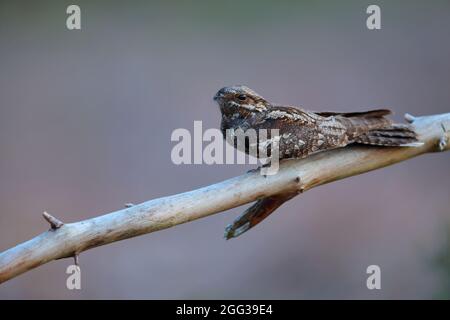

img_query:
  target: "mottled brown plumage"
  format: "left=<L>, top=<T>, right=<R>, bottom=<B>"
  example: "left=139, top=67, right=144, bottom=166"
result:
left=214, top=85, right=421, bottom=239
left=214, top=85, right=420, bottom=161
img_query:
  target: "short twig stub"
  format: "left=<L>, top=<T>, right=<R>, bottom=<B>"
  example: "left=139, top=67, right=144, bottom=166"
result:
left=404, top=113, right=416, bottom=123
left=73, top=254, right=79, bottom=266
left=42, top=212, right=64, bottom=230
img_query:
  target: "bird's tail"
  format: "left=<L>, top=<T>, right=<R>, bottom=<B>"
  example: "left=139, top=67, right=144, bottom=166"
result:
left=336, top=109, right=422, bottom=147
left=355, top=124, right=422, bottom=147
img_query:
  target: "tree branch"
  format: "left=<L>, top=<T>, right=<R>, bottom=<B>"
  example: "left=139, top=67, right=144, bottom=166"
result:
left=0, top=112, right=449, bottom=284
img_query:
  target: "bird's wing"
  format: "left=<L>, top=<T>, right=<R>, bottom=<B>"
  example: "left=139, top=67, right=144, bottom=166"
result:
left=265, top=105, right=324, bottom=124
left=313, top=109, right=392, bottom=118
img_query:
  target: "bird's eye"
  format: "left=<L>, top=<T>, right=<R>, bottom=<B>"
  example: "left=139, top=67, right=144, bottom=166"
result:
left=237, top=94, right=247, bottom=101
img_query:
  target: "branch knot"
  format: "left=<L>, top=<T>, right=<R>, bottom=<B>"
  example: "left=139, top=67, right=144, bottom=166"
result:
left=438, top=123, right=449, bottom=151
left=295, top=176, right=305, bottom=193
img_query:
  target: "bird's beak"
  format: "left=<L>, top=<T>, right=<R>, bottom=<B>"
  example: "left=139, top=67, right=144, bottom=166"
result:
left=213, top=92, right=223, bottom=101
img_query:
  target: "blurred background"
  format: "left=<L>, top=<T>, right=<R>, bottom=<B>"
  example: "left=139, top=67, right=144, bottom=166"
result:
left=0, top=0, right=449, bottom=299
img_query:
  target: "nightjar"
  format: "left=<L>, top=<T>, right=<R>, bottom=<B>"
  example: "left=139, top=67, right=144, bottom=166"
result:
left=213, top=85, right=421, bottom=239
left=214, top=85, right=420, bottom=162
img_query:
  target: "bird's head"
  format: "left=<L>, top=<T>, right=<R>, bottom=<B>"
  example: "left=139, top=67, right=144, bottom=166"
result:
left=213, top=85, right=270, bottom=117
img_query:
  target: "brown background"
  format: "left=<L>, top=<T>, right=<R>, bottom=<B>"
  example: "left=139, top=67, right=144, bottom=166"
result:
left=0, top=0, right=449, bottom=298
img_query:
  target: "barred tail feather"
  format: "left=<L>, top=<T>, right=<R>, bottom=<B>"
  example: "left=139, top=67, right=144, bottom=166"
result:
left=355, top=124, right=423, bottom=147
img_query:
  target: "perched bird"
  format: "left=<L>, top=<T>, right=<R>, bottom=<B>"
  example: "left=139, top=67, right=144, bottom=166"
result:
left=213, top=85, right=421, bottom=239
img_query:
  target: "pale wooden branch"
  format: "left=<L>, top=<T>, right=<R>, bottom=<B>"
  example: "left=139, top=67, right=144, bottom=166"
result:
left=0, top=112, right=449, bottom=284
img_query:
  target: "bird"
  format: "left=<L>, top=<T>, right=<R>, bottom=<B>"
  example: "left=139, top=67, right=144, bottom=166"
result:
left=213, top=85, right=421, bottom=239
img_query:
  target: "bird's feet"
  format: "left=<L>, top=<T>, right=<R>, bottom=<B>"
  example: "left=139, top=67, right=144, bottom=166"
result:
left=246, top=162, right=272, bottom=177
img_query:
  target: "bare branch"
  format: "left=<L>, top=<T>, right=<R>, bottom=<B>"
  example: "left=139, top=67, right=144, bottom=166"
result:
left=0, top=112, right=449, bottom=284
